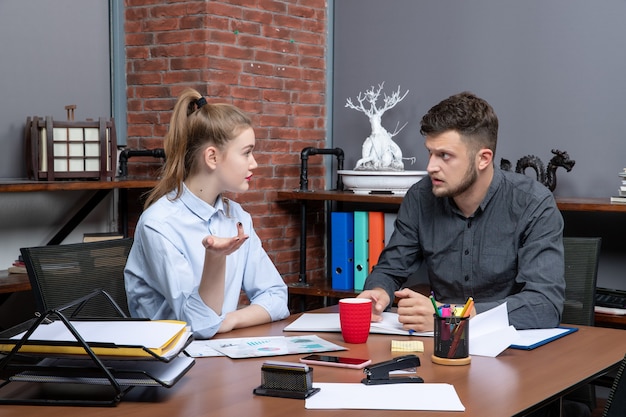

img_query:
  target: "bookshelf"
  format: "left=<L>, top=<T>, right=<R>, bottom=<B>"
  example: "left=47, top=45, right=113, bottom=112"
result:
left=0, top=178, right=157, bottom=245
left=0, top=179, right=158, bottom=298
left=277, top=190, right=626, bottom=327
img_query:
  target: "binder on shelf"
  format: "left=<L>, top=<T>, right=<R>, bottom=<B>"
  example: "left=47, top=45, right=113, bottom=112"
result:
left=330, top=212, right=354, bottom=290
left=384, top=212, right=397, bottom=246
left=354, top=211, right=369, bottom=291
left=368, top=211, right=385, bottom=273
left=0, top=291, right=195, bottom=406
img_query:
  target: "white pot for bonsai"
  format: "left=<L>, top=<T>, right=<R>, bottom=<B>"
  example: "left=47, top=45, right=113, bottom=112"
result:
left=338, top=170, right=427, bottom=195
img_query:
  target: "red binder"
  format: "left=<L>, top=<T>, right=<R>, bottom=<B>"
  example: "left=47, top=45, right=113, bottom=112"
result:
left=368, top=211, right=385, bottom=273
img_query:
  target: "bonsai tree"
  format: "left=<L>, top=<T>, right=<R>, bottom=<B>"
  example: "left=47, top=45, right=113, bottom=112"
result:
left=345, top=82, right=411, bottom=171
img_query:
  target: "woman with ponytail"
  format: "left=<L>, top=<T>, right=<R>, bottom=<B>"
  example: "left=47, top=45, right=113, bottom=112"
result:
left=124, top=88, right=289, bottom=339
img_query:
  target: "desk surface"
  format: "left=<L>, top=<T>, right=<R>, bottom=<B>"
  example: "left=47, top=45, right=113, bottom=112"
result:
left=2, top=307, right=626, bottom=417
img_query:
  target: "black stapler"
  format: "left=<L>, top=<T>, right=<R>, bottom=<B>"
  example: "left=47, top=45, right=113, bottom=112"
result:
left=361, top=354, right=424, bottom=385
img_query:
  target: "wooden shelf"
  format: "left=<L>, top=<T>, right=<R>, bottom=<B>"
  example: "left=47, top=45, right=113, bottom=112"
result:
left=0, top=270, right=31, bottom=294
left=0, top=178, right=158, bottom=193
left=556, top=197, right=626, bottom=212
left=277, top=190, right=626, bottom=212
left=0, top=177, right=159, bottom=246
left=288, top=281, right=361, bottom=299
left=276, top=189, right=404, bottom=205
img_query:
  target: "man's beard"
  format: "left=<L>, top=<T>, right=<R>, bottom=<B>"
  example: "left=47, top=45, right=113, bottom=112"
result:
left=432, top=163, right=478, bottom=198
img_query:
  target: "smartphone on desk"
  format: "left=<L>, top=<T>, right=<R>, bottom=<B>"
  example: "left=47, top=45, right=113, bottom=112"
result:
left=299, top=354, right=372, bottom=369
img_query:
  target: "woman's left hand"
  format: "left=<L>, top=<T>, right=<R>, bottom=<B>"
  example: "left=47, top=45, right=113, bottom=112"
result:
left=202, top=222, right=249, bottom=256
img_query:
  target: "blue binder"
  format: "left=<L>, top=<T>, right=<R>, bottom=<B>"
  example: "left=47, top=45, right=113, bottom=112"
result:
left=331, top=212, right=354, bottom=290
left=353, top=211, right=369, bottom=291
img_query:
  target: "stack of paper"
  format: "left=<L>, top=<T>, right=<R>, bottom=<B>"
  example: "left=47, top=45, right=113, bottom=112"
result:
left=0, top=319, right=191, bottom=360
left=0, top=319, right=196, bottom=396
left=305, top=382, right=465, bottom=411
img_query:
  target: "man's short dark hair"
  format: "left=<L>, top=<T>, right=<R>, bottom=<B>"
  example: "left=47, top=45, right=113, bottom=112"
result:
left=420, top=91, right=498, bottom=154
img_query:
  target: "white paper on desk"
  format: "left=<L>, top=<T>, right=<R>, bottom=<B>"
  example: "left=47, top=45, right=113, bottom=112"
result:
left=468, top=302, right=519, bottom=357
left=203, top=335, right=346, bottom=359
left=184, top=340, right=224, bottom=357
left=284, top=312, right=433, bottom=337
left=305, top=382, right=464, bottom=411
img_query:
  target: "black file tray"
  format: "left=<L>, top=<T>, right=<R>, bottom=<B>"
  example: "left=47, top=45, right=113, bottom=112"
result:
left=0, top=290, right=194, bottom=406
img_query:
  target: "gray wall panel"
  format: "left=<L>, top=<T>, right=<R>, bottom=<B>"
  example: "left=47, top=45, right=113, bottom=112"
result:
left=332, top=0, right=626, bottom=199
left=0, top=0, right=111, bottom=178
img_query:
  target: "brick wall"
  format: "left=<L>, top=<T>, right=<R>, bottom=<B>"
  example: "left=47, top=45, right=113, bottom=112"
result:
left=123, top=0, right=328, bottom=292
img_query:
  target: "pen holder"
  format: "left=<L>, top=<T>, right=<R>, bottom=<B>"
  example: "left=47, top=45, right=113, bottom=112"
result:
left=431, top=315, right=471, bottom=366
left=253, top=362, right=320, bottom=399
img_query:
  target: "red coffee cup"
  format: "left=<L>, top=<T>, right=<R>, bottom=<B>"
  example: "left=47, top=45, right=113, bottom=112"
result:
left=339, top=298, right=372, bottom=344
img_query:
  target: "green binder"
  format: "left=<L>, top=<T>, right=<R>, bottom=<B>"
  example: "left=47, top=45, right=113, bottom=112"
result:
left=353, top=211, right=369, bottom=291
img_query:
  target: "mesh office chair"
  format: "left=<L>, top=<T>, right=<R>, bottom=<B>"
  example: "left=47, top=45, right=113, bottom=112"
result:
left=561, top=237, right=602, bottom=415
left=562, top=237, right=602, bottom=326
left=21, top=238, right=133, bottom=318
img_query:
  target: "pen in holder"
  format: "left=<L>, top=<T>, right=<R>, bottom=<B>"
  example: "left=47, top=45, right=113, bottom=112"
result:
left=253, top=361, right=320, bottom=399
left=431, top=314, right=471, bottom=366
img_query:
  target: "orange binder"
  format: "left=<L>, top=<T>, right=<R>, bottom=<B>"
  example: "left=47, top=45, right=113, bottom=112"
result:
left=368, top=211, right=385, bottom=273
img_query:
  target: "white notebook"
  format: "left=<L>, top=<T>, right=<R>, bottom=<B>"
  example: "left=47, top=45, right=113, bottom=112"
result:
left=283, top=312, right=433, bottom=337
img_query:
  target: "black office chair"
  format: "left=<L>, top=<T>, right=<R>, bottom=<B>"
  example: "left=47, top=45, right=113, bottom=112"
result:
left=602, top=353, right=626, bottom=417
left=560, top=237, right=602, bottom=415
left=20, top=238, right=133, bottom=318
left=562, top=237, right=602, bottom=326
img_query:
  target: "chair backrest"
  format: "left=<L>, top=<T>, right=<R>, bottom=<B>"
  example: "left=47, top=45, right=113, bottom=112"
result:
left=561, top=237, right=602, bottom=326
left=21, top=238, right=133, bottom=318
left=603, top=353, right=626, bottom=417
left=560, top=237, right=603, bottom=412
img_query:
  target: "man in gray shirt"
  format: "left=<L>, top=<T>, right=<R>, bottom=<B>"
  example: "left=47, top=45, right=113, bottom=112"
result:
left=359, top=91, right=565, bottom=332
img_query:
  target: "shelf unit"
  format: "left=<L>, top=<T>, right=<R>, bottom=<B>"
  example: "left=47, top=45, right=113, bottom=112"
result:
left=0, top=178, right=157, bottom=245
left=277, top=190, right=626, bottom=327
left=0, top=179, right=158, bottom=297
left=277, top=191, right=626, bottom=212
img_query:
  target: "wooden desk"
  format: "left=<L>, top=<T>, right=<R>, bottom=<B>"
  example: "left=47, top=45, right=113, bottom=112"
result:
left=2, top=307, right=626, bottom=417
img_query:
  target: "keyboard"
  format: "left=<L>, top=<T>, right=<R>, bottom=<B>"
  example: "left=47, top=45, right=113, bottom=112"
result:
left=596, top=287, right=626, bottom=309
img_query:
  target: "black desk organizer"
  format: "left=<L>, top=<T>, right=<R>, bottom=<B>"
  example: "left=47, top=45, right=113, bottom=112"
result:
left=0, top=290, right=194, bottom=406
